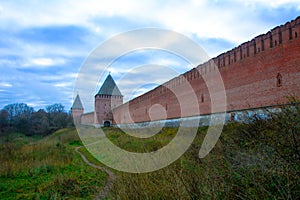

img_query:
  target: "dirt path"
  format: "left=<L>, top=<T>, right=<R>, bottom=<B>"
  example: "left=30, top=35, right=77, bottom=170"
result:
left=75, top=146, right=116, bottom=200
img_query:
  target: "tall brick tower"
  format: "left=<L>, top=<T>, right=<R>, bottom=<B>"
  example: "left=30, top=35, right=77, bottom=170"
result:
left=71, top=94, right=84, bottom=125
left=94, top=74, right=123, bottom=126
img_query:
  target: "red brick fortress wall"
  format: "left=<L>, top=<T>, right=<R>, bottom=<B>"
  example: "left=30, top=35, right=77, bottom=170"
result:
left=113, top=17, right=300, bottom=125
left=81, top=112, right=95, bottom=125
left=95, top=94, right=123, bottom=124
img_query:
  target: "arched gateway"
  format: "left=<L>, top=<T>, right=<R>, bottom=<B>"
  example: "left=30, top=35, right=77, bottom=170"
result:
left=104, top=121, right=111, bottom=127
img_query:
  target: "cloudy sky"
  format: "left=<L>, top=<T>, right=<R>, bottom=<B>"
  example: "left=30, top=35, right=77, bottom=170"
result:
left=0, top=0, right=299, bottom=112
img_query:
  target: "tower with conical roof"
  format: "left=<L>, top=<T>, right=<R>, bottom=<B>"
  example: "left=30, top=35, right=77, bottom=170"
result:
left=94, top=74, right=123, bottom=126
left=71, top=94, right=84, bottom=125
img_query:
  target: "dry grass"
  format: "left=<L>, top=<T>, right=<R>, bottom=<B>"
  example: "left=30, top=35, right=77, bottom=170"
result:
left=1, top=102, right=299, bottom=199
left=0, top=128, right=107, bottom=199
left=103, top=120, right=299, bottom=199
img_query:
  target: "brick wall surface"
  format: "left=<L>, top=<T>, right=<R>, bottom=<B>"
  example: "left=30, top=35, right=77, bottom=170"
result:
left=81, top=112, right=95, bottom=125
left=95, top=94, right=123, bottom=124
left=111, top=17, right=300, bottom=125
left=71, top=108, right=83, bottom=125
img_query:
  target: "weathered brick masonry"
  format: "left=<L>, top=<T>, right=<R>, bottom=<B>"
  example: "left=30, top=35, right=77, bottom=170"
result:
left=112, top=17, right=300, bottom=125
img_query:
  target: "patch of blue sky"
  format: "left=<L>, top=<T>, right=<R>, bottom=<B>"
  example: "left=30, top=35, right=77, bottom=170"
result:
left=16, top=25, right=89, bottom=46
left=192, top=36, right=236, bottom=57
left=256, top=6, right=299, bottom=25
left=90, top=16, right=161, bottom=32
left=1, top=0, right=299, bottom=110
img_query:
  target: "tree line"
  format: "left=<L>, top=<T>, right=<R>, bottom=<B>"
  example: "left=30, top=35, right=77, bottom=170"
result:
left=0, top=103, right=73, bottom=136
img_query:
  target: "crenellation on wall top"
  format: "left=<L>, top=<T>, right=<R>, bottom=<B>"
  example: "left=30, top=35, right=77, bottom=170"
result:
left=211, top=16, right=299, bottom=69
left=114, top=16, right=300, bottom=109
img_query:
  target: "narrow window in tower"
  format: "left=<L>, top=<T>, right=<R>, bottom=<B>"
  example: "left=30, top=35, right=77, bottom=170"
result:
left=261, top=39, right=265, bottom=51
left=295, top=32, right=298, bottom=38
left=276, top=73, right=282, bottom=87
left=279, top=31, right=282, bottom=44
left=165, top=104, right=168, bottom=111
left=201, top=94, right=204, bottom=103
left=270, top=34, right=273, bottom=48
left=234, top=51, right=236, bottom=62
left=240, top=48, right=243, bottom=60
left=247, top=46, right=250, bottom=57
left=289, top=27, right=293, bottom=40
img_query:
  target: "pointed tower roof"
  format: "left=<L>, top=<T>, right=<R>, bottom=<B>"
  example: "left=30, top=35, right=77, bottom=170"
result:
left=96, top=74, right=123, bottom=96
left=71, top=94, right=84, bottom=109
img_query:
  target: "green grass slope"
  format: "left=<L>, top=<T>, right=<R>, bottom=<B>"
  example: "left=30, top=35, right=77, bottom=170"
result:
left=0, top=128, right=107, bottom=200
left=104, top=121, right=299, bottom=199
left=1, top=103, right=299, bottom=199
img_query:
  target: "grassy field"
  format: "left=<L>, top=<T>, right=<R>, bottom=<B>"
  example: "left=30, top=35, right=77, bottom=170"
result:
left=1, top=106, right=299, bottom=199
left=0, top=128, right=107, bottom=200
left=101, top=124, right=299, bottom=199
